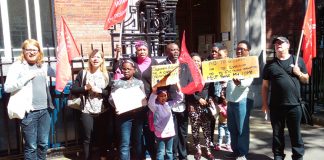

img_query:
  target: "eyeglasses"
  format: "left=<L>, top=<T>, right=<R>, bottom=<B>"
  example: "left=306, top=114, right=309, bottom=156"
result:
left=24, top=49, right=39, bottom=53
left=236, top=47, right=248, bottom=52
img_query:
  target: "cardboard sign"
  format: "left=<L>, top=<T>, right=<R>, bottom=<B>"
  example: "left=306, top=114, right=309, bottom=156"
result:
left=111, top=86, right=147, bottom=115
left=202, top=56, right=259, bottom=82
left=151, top=64, right=179, bottom=87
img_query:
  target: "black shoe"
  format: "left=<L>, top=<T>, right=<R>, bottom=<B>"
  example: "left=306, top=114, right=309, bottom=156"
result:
left=224, top=152, right=238, bottom=159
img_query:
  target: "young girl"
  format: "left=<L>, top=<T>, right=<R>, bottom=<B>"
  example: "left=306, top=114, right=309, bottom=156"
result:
left=148, top=84, right=183, bottom=160
left=109, top=59, right=146, bottom=160
left=70, top=49, right=110, bottom=160
left=214, top=87, right=231, bottom=151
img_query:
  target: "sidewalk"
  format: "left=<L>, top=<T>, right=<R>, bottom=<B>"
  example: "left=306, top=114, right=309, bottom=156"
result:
left=45, top=107, right=324, bottom=160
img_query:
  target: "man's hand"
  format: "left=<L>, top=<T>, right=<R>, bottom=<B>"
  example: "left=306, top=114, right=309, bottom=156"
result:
left=233, top=78, right=241, bottom=86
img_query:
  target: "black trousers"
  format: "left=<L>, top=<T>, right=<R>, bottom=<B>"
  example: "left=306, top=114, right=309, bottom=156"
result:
left=172, top=110, right=189, bottom=160
left=270, top=105, right=304, bottom=160
left=80, top=111, right=110, bottom=160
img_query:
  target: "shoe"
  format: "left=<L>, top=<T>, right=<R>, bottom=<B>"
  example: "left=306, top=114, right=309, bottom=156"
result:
left=207, top=153, right=215, bottom=160
left=209, top=142, right=215, bottom=148
left=194, top=152, right=201, bottom=160
left=224, top=144, right=232, bottom=151
left=236, top=156, right=247, bottom=160
left=214, top=144, right=221, bottom=151
left=224, top=153, right=238, bottom=159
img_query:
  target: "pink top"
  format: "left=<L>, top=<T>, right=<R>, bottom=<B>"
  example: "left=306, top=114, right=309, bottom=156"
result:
left=137, top=56, right=151, bottom=73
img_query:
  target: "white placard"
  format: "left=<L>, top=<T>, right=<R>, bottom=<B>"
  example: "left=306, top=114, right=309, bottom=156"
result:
left=111, top=86, right=147, bottom=114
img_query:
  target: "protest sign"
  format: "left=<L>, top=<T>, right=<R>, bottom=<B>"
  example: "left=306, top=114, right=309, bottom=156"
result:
left=151, top=64, right=179, bottom=87
left=202, top=56, right=259, bottom=82
left=111, top=86, right=147, bottom=115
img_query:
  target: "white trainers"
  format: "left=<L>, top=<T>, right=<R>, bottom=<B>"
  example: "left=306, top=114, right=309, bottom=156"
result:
left=236, top=155, right=247, bottom=160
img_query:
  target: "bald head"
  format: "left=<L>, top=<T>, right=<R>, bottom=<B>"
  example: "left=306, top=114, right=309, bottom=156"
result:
left=165, top=43, right=180, bottom=63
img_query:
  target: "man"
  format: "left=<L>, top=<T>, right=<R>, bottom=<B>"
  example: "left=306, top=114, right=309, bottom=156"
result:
left=160, top=43, right=191, bottom=160
left=262, top=36, right=309, bottom=160
left=225, top=40, right=254, bottom=160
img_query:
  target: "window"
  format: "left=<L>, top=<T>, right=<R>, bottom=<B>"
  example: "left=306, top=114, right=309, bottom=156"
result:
left=0, top=0, right=55, bottom=60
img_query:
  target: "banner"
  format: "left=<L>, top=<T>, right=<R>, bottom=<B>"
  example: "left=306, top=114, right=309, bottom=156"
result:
left=302, top=0, right=316, bottom=75
left=151, top=64, right=179, bottom=87
left=202, top=56, right=259, bottom=82
left=55, top=16, right=80, bottom=92
left=179, top=31, right=205, bottom=94
left=104, top=0, right=128, bottom=30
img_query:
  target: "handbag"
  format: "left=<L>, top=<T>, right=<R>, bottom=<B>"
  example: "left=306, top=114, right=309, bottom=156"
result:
left=67, top=70, right=86, bottom=110
left=208, top=101, right=217, bottom=116
left=276, top=58, right=313, bottom=126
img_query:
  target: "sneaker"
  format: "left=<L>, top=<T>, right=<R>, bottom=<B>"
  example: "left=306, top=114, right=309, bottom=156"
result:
left=224, top=144, right=232, bottom=151
left=207, top=153, right=215, bottom=160
left=236, top=156, right=247, bottom=160
left=224, top=153, right=238, bottom=159
left=209, top=142, right=215, bottom=148
left=194, top=152, right=202, bottom=160
left=214, top=144, right=221, bottom=151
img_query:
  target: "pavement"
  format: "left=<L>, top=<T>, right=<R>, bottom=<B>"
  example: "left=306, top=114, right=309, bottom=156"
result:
left=2, top=106, right=317, bottom=160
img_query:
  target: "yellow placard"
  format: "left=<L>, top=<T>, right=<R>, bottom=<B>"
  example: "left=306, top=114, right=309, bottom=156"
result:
left=202, top=56, right=259, bottom=82
left=151, top=64, right=179, bottom=87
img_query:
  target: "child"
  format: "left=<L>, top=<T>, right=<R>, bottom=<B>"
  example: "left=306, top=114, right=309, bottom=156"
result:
left=148, top=84, right=183, bottom=160
left=109, top=59, right=146, bottom=160
left=214, top=87, right=231, bottom=151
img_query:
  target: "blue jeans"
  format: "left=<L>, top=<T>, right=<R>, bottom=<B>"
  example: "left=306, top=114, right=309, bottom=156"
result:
left=217, top=123, right=230, bottom=145
left=156, top=137, right=174, bottom=160
left=116, top=111, right=144, bottom=160
left=21, top=108, right=51, bottom=160
left=227, top=98, right=253, bottom=156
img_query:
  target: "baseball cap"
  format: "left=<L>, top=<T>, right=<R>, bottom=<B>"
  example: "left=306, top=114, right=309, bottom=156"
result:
left=272, top=36, right=289, bottom=44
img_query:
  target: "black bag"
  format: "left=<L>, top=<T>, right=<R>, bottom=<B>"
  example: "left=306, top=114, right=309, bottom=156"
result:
left=300, top=101, right=313, bottom=125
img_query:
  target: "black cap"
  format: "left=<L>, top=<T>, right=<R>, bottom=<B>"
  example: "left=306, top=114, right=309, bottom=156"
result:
left=272, top=36, right=289, bottom=44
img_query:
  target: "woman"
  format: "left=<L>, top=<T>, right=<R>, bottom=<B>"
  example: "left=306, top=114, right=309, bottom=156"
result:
left=113, top=40, right=158, bottom=159
left=70, top=49, right=110, bottom=160
left=187, top=53, right=215, bottom=160
left=4, top=39, right=55, bottom=160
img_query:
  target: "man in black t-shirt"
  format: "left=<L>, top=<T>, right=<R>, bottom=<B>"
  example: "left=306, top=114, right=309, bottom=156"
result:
left=261, top=36, right=309, bottom=160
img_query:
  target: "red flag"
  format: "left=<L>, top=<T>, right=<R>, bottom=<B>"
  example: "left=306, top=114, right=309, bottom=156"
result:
left=302, top=0, right=316, bottom=75
left=55, top=16, right=81, bottom=92
left=104, top=0, right=128, bottom=30
left=179, top=31, right=205, bottom=94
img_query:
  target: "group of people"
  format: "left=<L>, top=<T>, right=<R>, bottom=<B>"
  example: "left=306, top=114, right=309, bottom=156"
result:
left=4, top=36, right=309, bottom=160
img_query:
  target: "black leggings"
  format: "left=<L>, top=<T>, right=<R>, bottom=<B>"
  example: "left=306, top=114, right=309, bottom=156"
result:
left=80, top=111, right=111, bottom=160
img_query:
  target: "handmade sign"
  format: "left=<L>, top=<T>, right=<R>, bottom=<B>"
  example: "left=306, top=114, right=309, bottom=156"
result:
left=151, top=64, right=179, bottom=87
left=202, top=56, right=259, bottom=82
left=111, top=86, right=147, bottom=115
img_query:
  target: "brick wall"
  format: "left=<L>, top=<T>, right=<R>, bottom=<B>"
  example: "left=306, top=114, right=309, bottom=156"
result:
left=266, top=0, right=304, bottom=49
left=54, top=0, right=113, bottom=57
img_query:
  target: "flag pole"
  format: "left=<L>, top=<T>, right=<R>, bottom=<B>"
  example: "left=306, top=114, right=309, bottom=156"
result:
left=119, top=21, right=124, bottom=49
left=295, top=29, right=304, bottom=66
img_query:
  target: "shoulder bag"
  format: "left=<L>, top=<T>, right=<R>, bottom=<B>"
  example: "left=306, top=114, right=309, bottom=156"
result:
left=67, top=70, right=86, bottom=110
left=276, top=58, right=313, bottom=126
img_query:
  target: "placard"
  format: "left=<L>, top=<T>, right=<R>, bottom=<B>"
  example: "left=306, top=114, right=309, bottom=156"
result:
left=151, top=64, right=179, bottom=87
left=202, top=56, right=259, bottom=82
left=111, top=86, right=147, bottom=115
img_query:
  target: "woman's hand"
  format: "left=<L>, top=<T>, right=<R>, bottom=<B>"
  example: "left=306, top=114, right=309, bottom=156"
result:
left=199, top=98, right=208, bottom=106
